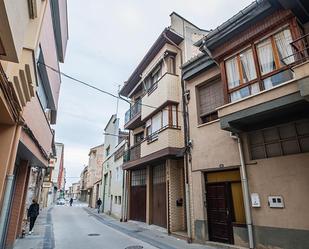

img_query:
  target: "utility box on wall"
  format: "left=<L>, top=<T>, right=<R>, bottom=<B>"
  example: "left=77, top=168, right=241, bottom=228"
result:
left=268, top=196, right=284, bottom=208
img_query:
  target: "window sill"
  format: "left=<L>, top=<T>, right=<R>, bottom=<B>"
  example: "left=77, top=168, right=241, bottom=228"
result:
left=216, top=77, right=297, bottom=111
left=197, top=119, right=220, bottom=128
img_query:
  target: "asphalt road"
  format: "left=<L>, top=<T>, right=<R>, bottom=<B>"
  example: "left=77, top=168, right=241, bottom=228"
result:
left=53, top=204, right=157, bottom=249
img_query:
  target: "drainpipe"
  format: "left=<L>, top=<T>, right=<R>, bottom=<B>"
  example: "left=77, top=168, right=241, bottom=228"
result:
left=163, top=32, right=193, bottom=242
left=0, top=175, right=15, bottom=249
left=120, top=169, right=126, bottom=221
left=237, top=135, right=254, bottom=249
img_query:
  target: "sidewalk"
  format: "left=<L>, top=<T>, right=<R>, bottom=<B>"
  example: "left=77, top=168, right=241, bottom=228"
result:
left=84, top=207, right=234, bottom=249
left=13, top=207, right=54, bottom=249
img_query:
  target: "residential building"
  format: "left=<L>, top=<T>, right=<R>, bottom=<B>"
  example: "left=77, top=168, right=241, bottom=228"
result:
left=79, top=166, right=88, bottom=202
left=53, top=143, right=65, bottom=199
left=119, top=13, right=207, bottom=235
left=102, top=115, right=128, bottom=218
left=0, top=0, right=68, bottom=248
left=86, top=144, right=104, bottom=207
left=72, top=182, right=80, bottom=200
left=182, top=0, right=309, bottom=248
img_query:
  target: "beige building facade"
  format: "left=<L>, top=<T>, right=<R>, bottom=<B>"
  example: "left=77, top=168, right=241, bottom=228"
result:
left=102, top=115, right=128, bottom=218
left=182, top=1, right=309, bottom=249
left=86, top=144, right=104, bottom=208
left=120, top=13, right=207, bottom=235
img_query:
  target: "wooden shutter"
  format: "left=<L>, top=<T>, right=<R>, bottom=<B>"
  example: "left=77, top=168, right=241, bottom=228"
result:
left=199, top=79, right=224, bottom=117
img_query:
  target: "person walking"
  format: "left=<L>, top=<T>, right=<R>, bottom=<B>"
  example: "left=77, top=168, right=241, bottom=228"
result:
left=96, top=198, right=102, bottom=213
left=69, top=198, right=73, bottom=206
left=27, top=199, right=39, bottom=235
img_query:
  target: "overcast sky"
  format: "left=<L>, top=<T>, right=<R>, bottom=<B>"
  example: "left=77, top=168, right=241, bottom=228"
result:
left=54, top=0, right=253, bottom=188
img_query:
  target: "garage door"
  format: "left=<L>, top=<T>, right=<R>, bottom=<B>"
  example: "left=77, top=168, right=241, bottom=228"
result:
left=130, top=169, right=146, bottom=222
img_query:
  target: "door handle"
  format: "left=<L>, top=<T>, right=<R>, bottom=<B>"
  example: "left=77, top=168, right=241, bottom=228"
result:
left=226, top=209, right=229, bottom=216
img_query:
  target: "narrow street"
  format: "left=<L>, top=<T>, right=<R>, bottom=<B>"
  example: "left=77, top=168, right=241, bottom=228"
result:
left=13, top=203, right=219, bottom=249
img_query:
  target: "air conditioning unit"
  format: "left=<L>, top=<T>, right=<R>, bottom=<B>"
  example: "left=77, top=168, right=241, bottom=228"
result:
left=230, top=132, right=238, bottom=140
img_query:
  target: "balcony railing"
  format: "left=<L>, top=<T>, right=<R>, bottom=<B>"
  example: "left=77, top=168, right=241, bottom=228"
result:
left=125, top=99, right=141, bottom=124
left=285, top=33, right=309, bottom=64
left=123, top=143, right=141, bottom=163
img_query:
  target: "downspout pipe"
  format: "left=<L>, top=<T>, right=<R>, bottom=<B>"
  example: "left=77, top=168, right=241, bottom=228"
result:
left=237, top=135, right=254, bottom=249
left=163, top=32, right=193, bottom=243
left=0, top=175, right=15, bottom=249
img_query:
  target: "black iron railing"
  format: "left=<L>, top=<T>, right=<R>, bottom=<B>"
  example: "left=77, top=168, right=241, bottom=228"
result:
left=124, top=99, right=141, bottom=124
left=123, top=143, right=141, bottom=163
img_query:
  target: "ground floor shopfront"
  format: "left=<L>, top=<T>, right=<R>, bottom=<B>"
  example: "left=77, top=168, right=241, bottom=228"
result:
left=125, top=158, right=187, bottom=235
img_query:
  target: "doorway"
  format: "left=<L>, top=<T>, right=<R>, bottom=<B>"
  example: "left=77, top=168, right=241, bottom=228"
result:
left=130, top=169, right=146, bottom=222
left=152, top=164, right=167, bottom=228
left=205, top=170, right=245, bottom=245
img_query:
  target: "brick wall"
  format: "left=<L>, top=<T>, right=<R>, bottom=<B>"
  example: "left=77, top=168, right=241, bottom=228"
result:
left=168, top=159, right=185, bottom=232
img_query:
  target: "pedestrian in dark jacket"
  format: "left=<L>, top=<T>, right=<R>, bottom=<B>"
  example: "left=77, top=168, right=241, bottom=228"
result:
left=96, top=198, right=102, bottom=213
left=69, top=198, right=73, bottom=206
left=27, top=199, right=39, bottom=235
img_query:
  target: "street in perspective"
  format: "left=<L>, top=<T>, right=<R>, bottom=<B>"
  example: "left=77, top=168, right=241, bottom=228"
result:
left=0, top=0, right=309, bottom=249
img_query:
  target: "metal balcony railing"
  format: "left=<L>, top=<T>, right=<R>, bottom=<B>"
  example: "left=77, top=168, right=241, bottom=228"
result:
left=124, top=99, right=141, bottom=124
left=284, top=33, right=309, bottom=64
left=123, top=143, right=141, bottom=163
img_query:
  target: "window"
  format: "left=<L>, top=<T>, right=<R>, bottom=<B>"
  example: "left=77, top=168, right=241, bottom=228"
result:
left=226, top=48, right=258, bottom=102
left=134, top=132, right=144, bottom=144
left=198, top=79, right=224, bottom=124
left=118, top=196, right=121, bottom=205
left=114, top=196, right=117, bottom=204
left=225, top=27, right=295, bottom=103
left=145, top=105, right=179, bottom=141
left=166, top=55, right=176, bottom=74
left=106, top=146, right=110, bottom=157
left=145, top=63, right=162, bottom=93
left=131, top=169, right=146, bottom=186
left=248, top=119, right=309, bottom=160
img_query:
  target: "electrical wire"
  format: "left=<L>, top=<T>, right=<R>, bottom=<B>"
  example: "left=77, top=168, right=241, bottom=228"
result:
left=38, top=62, right=183, bottom=114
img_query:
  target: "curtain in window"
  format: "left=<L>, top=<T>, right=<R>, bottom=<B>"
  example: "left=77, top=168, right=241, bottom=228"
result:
left=257, top=38, right=275, bottom=75
left=162, top=109, right=168, bottom=127
left=226, top=57, right=240, bottom=89
left=240, top=49, right=257, bottom=82
left=152, top=113, right=161, bottom=132
left=172, top=106, right=177, bottom=126
left=274, top=29, right=294, bottom=65
left=146, top=119, right=152, bottom=135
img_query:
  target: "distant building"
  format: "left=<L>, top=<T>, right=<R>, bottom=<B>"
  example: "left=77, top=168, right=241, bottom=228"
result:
left=102, top=115, right=128, bottom=218
left=87, top=144, right=104, bottom=208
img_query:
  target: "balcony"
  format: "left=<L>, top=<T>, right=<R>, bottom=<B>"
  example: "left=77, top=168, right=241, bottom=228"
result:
left=141, top=125, right=184, bottom=158
left=124, top=99, right=143, bottom=130
left=218, top=34, right=309, bottom=133
left=123, top=143, right=141, bottom=163
left=122, top=125, right=184, bottom=170
left=141, top=73, right=180, bottom=120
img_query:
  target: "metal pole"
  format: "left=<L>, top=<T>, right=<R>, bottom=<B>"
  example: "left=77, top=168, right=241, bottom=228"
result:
left=237, top=136, right=254, bottom=249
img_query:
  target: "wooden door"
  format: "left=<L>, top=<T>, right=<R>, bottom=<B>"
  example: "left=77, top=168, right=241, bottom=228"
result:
left=206, top=182, right=234, bottom=244
left=152, top=164, right=167, bottom=228
left=130, top=169, right=146, bottom=222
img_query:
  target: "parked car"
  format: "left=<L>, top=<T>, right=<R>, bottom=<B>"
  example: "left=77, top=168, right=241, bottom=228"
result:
left=57, top=198, right=66, bottom=205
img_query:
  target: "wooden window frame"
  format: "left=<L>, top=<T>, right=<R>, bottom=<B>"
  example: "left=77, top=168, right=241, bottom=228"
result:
left=223, top=20, right=301, bottom=103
